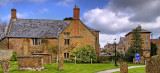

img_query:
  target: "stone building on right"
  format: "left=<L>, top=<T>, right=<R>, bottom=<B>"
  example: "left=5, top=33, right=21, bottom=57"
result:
left=125, top=25, right=151, bottom=58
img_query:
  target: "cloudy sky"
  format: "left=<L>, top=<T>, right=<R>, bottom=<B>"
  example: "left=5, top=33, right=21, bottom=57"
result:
left=0, top=0, right=160, bottom=47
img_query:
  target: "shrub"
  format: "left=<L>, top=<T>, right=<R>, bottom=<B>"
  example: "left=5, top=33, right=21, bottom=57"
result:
left=97, top=56, right=113, bottom=63
left=70, top=45, right=97, bottom=63
left=124, top=47, right=136, bottom=62
left=10, top=52, right=18, bottom=61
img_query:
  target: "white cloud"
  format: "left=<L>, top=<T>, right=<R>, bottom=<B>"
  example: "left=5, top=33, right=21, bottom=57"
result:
left=2, top=13, right=28, bottom=23
left=0, top=0, right=46, bottom=6
left=82, top=3, right=160, bottom=47
left=82, top=7, right=134, bottom=34
left=57, top=0, right=74, bottom=6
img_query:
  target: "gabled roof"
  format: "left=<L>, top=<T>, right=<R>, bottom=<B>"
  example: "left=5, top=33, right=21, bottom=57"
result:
left=8, top=19, right=98, bottom=38
left=8, top=19, right=71, bottom=38
left=126, top=29, right=151, bottom=36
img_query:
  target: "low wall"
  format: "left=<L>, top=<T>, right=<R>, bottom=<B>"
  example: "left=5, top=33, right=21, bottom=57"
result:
left=17, top=55, right=44, bottom=71
left=146, top=55, right=160, bottom=73
left=0, top=49, right=13, bottom=61
left=32, top=53, right=52, bottom=64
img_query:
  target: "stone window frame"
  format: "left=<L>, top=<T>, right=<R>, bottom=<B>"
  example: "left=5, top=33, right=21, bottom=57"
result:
left=64, top=53, right=69, bottom=59
left=32, top=38, right=41, bottom=45
left=64, top=32, right=70, bottom=45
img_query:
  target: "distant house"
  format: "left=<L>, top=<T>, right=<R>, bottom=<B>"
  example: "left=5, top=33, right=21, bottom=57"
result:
left=4, top=5, right=100, bottom=60
left=125, top=25, right=151, bottom=58
left=117, top=37, right=126, bottom=54
left=104, top=43, right=117, bottom=52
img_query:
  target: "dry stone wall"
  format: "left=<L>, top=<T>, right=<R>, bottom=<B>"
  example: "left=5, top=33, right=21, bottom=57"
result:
left=146, top=55, right=160, bottom=73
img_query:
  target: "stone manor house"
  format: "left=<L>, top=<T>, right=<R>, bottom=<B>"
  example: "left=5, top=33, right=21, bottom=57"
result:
left=3, top=5, right=100, bottom=61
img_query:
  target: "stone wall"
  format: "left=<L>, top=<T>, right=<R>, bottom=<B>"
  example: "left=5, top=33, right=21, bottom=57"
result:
left=146, top=55, right=160, bottom=73
left=32, top=53, right=52, bottom=64
left=9, top=38, right=57, bottom=60
left=58, top=20, right=97, bottom=58
left=120, top=63, right=128, bottom=73
left=17, top=55, right=44, bottom=71
left=0, top=38, right=8, bottom=50
left=0, top=49, right=13, bottom=60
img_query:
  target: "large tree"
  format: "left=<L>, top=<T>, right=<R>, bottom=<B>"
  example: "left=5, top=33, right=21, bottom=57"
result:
left=130, top=28, right=144, bottom=54
left=124, top=28, right=144, bottom=62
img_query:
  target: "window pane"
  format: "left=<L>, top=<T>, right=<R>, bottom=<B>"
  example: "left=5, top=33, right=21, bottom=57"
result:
left=146, top=36, right=148, bottom=45
left=32, top=38, right=34, bottom=45
left=38, top=39, right=41, bottom=45
left=64, top=33, right=66, bottom=38
left=65, top=39, right=67, bottom=45
left=35, top=38, right=38, bottom=45
left=64, top=53, right=66, bottom=58
left=67, top=33, right=69, bottom=38
left=67, top=53, right=69, bottom=58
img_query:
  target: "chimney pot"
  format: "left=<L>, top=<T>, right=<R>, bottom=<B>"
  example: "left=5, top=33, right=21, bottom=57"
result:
left=73, top=5, right=80, bottom=19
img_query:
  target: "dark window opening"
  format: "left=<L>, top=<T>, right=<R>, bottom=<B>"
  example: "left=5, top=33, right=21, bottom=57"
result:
left=32, top=38, right=41, bottom=45
left=65, top=39, right=70, bottom=45
left=64, top=53, right=66, bottom=58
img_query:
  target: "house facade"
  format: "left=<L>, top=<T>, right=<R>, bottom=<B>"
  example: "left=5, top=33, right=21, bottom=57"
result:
left=125, top=25, right=151, bottom=58
left=6, top=5, right=100, bottom=60
left=117, top=37, right=126, bottom=54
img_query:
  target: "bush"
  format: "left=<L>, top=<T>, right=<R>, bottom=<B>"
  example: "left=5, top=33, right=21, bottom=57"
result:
left=10, top=52, right=18, bottom=61
left=97, top=56, right=113, bottom=63
left=124, top=47, right=136, bottom=62
left=70, top=45, right=97, bottom=63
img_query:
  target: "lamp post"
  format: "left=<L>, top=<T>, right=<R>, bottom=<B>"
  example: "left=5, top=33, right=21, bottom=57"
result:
left=114, top=38, right=118, bottom=66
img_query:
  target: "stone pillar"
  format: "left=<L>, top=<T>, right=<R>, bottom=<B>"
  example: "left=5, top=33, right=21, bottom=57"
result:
left=120, top=63, right=128, bottom=73
left=1, top=59, right=9, bottom=73
left=58, top=53, right=64, bottom=71
left=8, top=61, right=12, bottom=68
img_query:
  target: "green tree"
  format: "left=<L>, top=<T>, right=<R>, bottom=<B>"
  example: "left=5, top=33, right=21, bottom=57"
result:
left=130, top=28, right=143, bottom=54
left=150, top=42, right=157, bottom=56
left=124, top=47, right=136, bottom=62
left=124, top=27, right=143, bottom=62
left=70, top=45, right=97, bottom=63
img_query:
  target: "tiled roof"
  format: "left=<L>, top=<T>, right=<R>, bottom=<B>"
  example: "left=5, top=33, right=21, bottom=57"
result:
left=126, top=29, right=151, bottom=36
left=8, top=19, right=71, bottom=38
left=8, top=19, right=98, bottom=38
left=151, top=39, right=160, bottom=45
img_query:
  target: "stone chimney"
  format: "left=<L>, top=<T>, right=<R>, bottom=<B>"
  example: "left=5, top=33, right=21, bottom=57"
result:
left=11, top=9, right=17, bottom=19
left=73, top=5, right=80, bottom=35
left=73, top=5, right=80, bottom=19
left=137, top=24, right=141, bottom=29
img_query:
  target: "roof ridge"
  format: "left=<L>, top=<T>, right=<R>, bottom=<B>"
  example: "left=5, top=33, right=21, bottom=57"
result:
left=17, top=18, right=66, bottom=21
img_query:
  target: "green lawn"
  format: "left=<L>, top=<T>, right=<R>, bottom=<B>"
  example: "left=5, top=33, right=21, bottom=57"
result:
left=0, top=62, right=142, bottom=73
left=113, top=67, right=145, bottom=73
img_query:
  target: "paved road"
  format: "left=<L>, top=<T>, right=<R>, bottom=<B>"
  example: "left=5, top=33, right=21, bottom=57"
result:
left=97, top=65, right=145, bottom=73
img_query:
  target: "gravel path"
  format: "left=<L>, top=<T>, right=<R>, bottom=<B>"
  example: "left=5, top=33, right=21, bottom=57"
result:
left=97, top=65, right=145, bottom=73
